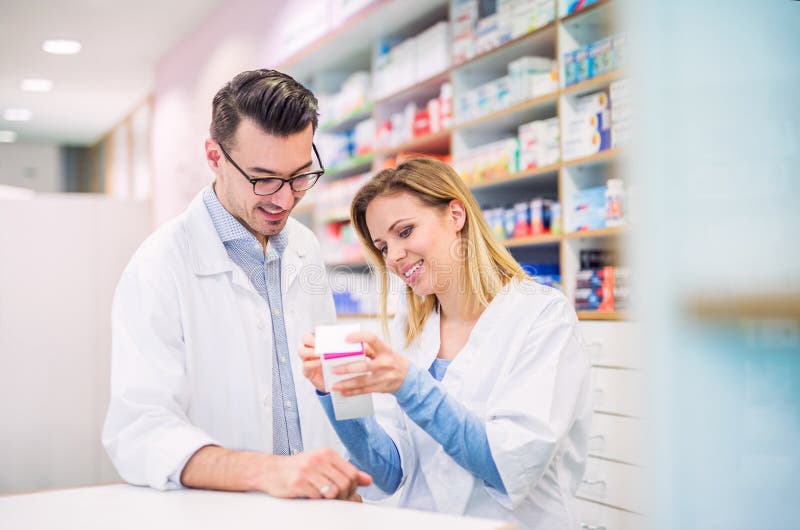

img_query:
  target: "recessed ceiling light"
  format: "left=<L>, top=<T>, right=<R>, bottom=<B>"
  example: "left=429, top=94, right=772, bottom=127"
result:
left=0, top=130, right=18, bottom=143
left=42, top=39, right=82, bottom=55
left=3, top=108, right=33, bottom=121
left=21, top=78, right=54, bottom=93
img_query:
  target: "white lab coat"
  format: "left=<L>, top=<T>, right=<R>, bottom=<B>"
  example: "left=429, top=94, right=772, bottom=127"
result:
left=368, top=279, right=592, bottom=530
left=102, top=188, right=342, bottom=489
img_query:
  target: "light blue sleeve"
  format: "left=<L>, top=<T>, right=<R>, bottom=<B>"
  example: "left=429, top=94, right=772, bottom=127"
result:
left=394, top=363, right=507, bottom=494
left=317, top=393, right=403, bottom=494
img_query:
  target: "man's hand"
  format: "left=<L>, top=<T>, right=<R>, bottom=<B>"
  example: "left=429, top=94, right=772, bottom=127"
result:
left=180, top=445, right=371, bottom=500
left=257, top=448, right=372, bottom=500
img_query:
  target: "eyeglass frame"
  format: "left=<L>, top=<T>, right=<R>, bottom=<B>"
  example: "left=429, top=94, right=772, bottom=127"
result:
left=217, top=141, right=325, bottom=196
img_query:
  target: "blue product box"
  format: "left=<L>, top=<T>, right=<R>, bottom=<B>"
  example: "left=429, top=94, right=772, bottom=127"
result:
left=575, top=46, right=590, bottom=83
left=572, top=186, right=607, bottom=231
left=567, top=0, right=600, bottom=15
left=563, top=50, right=577, bottom=86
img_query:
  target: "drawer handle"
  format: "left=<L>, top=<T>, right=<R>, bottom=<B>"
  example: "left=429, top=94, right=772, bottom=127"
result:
left=581, top=525, right=607, bottom=530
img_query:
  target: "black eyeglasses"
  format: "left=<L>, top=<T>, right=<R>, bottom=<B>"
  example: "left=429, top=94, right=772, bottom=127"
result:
left=218, top=142, right=325, bottom=196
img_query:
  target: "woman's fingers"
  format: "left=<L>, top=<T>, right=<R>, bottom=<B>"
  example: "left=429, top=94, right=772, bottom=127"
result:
left=346, top=331, right=390, bottom=356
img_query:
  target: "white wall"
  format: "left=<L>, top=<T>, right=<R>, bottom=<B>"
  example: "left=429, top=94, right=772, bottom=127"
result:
left=0, top=194, right=150, bottom=494
left=0, top=143, right=63, bottom=192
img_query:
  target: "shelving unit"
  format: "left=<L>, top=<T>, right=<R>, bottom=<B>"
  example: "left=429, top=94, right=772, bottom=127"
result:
left=284, top=0, right=630, bottom=323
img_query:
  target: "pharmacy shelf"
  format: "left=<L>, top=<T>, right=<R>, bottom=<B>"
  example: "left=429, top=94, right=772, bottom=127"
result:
left=452, top=21, right=557, bottom=72
left=560, top=0, right=613, bottom=23
left=325, top=153, right=375, bottom=180
left=278, top=0, right=448, bottom=80
left=377, top=129, right=452, bottom=156
left=319, top=105, right=373, bottom=133
left=469, top=162, right=561, bottom=191
left=577, top=310, right=630, bottom=321
left=562, top=147, right=622, bottom=168
left=562, top=70, right=622, bottom=96
left=564, top=225, right=628, bottom=239
left=505, top=233, right=562, bottom=248
left=454, top=91, right=559, bottom=132
left=373, top=69, right=451, bottom=106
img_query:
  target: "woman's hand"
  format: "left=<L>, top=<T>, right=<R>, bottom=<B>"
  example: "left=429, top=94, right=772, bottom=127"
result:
left=298, top=332, right=326, bottom=393
left=332, top=332, right=410, bottom=396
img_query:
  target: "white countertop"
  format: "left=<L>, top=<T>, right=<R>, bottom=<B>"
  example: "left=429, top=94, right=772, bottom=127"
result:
left=0, top=484, right=514, bottom=530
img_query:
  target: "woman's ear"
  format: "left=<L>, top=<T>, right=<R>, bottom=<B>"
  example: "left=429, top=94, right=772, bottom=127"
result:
left=449, top=199, right=467, bottom=232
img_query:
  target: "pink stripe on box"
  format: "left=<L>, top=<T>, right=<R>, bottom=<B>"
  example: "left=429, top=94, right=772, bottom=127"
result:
left=322, top=350, right=363, bottom=360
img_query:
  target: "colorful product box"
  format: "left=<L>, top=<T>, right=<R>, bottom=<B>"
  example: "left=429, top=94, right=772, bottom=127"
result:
left=571, top=186, right=607, bottom=232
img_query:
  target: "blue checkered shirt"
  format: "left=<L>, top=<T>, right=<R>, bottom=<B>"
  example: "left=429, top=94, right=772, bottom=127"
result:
left=203, top=187, right=304, bottom=456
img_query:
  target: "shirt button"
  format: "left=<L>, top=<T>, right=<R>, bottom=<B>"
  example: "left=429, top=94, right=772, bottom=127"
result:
left=262, top=396, right=270, bottom=407
left=272, top=308, right=280, bottom=317
left=280, top=356, right=287, bottom=364
left=285, top=400, right=293, bottom=409
left=291, top=448, right=300, bottom=455
left=256, top=319, right=265, bottom=329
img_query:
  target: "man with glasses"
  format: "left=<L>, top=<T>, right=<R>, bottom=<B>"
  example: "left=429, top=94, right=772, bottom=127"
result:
left=103, top=70, right=371, bottom=500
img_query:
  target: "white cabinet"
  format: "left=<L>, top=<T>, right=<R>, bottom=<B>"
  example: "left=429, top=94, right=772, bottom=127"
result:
left=591, top=367, right=644, bottom=417
left=577, top=456, right=645, bottom=514
left=588, top=413, right=642, bottom=465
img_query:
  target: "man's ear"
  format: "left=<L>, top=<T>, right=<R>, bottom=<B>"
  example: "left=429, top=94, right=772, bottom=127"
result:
left=449, top=199, right=467, bottom=232
left=205, top=138, right=223, bottom=174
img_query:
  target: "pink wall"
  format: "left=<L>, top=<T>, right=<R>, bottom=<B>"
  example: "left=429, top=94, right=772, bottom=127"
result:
left=150, top=0, right=329, bottom=226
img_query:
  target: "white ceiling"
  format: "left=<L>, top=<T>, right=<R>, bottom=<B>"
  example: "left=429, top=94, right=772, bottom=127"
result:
left=0, top=0, right=224, bottom=146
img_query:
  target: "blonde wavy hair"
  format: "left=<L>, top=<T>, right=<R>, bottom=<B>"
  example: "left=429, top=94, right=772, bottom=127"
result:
left=350, top=157, right=525, bottom=347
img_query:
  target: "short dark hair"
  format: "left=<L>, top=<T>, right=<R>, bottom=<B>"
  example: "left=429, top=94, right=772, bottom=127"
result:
left=210, top=69, right=319, bottom=149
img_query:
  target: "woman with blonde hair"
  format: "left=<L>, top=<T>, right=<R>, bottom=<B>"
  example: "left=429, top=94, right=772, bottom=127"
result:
left=299, top=158, right=591, bottom=529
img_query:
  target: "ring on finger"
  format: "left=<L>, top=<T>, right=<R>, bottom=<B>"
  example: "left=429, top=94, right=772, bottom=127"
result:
left=318, top=482, right=333, bottom=495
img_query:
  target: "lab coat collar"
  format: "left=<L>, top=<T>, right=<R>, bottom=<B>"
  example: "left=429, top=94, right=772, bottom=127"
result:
left=184, top=187, right=308, bottom=294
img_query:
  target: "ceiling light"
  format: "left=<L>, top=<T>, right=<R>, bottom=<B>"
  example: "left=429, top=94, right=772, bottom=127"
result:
left=3, top=108, right=33, bottom=121
left=42, top=39, right=82, bottom=55
left=21, top=78, right=54, bottom=93
left=0, top=130, right=18, bottom=143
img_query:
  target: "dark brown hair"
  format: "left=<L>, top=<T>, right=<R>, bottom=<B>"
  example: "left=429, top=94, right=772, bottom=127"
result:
left=210, top=69, right=318, bottom=148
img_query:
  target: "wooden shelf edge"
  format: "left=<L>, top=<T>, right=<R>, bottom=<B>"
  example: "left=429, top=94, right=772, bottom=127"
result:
left=505, top=234, right=562, bottom=248
left=577, top=310, right=630, bottom=321
left=562, top=147, right=622, bottom=168
left=561, top=70, right=622, bottom=96
left=564, top=225, right=628, bottom=239
left=454, top=91, right=559, bottom=131
left=373, top=69, right=451, bottom=105
left=377, top=129, right=452, bottom=156
left=452, top=21, right=557, bottom=71
left=468, top=162, right=560, bottom=190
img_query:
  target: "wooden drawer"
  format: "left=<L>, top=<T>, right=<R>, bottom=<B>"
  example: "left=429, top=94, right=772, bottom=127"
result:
left=588, top=413, right=642, bottom=465
left=577, top=456, right=645, bottom=513
left=579, top=321, right=640, bottom=369
left=575, top=498, right=647, bottom=530
left=591, top=367, right=644, bottom=417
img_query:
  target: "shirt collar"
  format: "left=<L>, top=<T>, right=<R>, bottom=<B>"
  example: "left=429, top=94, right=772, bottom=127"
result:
left=203, top=187, right=288, bottom=258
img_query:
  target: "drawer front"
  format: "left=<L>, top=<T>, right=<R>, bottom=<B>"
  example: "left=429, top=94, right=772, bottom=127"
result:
left=579, top=321, right=641, bottom=369
left=591, top=367, right=644, bottom=417
left=575, top=498, right=647, bottom=530
left=577, top=456, right=645, bottom=513
left=588, top=413, right=642, bottom=465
